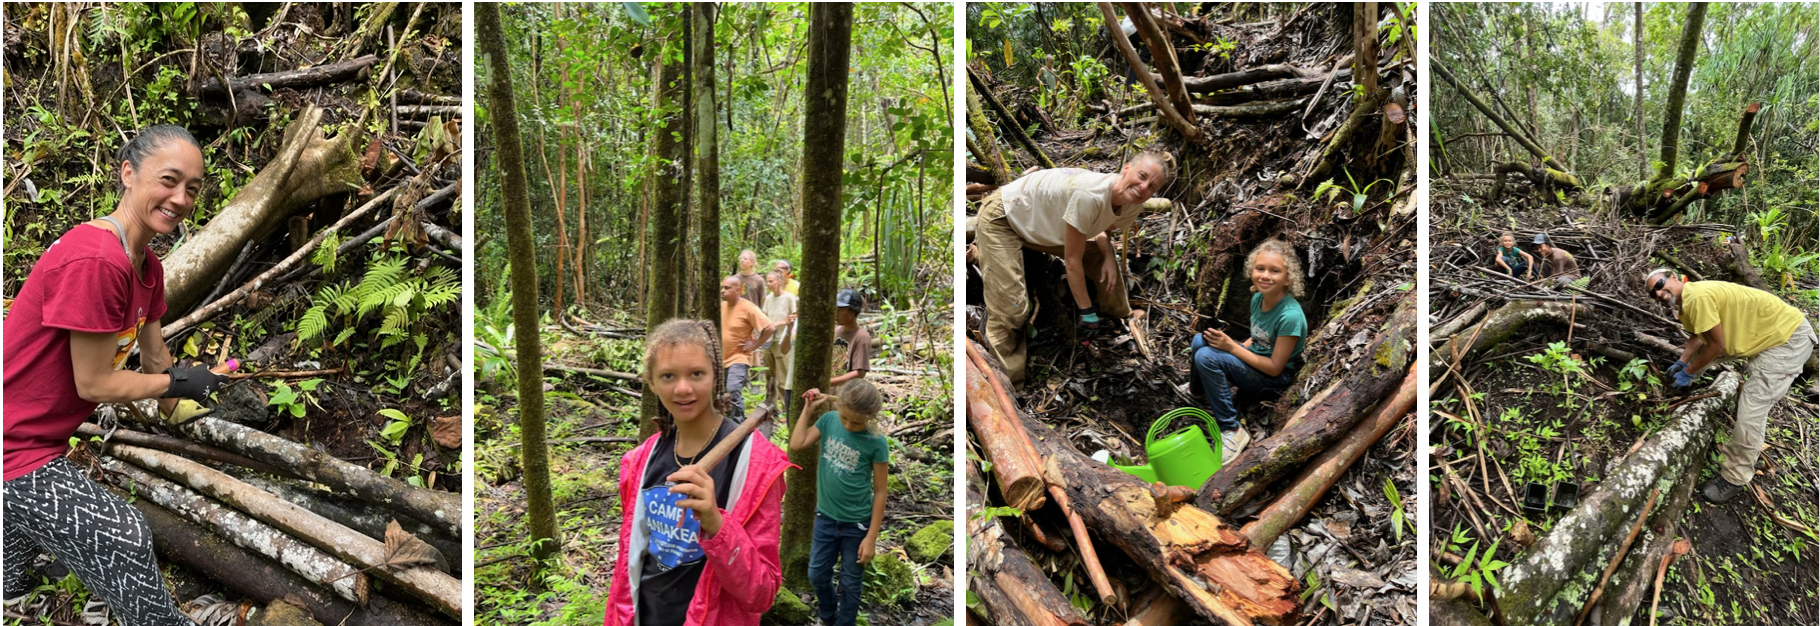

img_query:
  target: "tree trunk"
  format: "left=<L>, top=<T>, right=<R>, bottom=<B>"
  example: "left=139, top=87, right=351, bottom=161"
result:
left=478, top=2, right=560, bottom=561
left=1496, top=372, right=1737, bottom=626
left=1653, top=3, right=1708, bottom=183
left=1429, top=300, right=1590, bottom=380
left=106, top=444, right=461, bottom=616
left=643, top=29, right=689, bottom=438
left=1198, top=292, right=1415, bottom=516
left=131, top=501, right=447, bottom=626
left=98, top=457, right=369, bottom=604
left=1353, top=3, right=1379, bottom=98
left=1119, top=2, right=1196, bottom=125
left=234, top=473, right=456, bottom=573
left=1635, top=2, right=1647, bottom=180
left=160, top=107, right=364, bottom=321
left=1097, top=2, right=1200, bottom=142
left=1179, top=63, right=1327, bottom=92
left=781, top=2, right=853, bottom=592
left=965, top=78, right=1012, bottom=184
left=967, top=67, right=1055, bottom=169
left=1432, top=60, right=1567, bottom=172
left=965, top=462, right=1088, bottom=626
left=694, top=3, right=723, bottom=326
left=75, top=422, right=290, bottom=478
left=1241, top=366, right=1416, bottom=550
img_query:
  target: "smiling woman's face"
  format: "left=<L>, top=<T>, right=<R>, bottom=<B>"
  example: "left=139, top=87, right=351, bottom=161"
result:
left=1112, top=159, right=1164, bottom=205
left=123, top=141, right=205, bottom=235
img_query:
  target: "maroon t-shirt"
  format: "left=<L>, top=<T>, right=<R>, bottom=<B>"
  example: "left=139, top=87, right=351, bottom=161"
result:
left=4, top=224, right=166, bottom=481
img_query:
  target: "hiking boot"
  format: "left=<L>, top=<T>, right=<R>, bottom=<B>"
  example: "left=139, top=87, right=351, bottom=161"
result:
left=1221, top=428, right=1251, bottom=465
left=1700, top=476, right=1746, bottom=504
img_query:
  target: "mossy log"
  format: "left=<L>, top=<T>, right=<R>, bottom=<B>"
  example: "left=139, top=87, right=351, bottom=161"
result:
left=1429, top=301, right=1591, bottom=381
left=1198, top=291, right=1415, bottom=517
left=965, top=462, right=1089, bottom=626
left=98, top=457, right=369, bottom=604
left=178, top=416, right=460, bottom=536
left=235, top=473, right=455, bottom=573
left=1431, top=303, right=1489, bottom=344
left=1494, top=372, right=1737, bottom=626
left=1489, top=161, right=1583, bottom=203
left=107, top=443, right=462, bottom=616
left=968, top=67, right=1055, bottom=169
left=965, top=79, right=1013, bottom=184
left=131, top=501, right=447, bottom=626
left=161, top=107, right=364, bottom=320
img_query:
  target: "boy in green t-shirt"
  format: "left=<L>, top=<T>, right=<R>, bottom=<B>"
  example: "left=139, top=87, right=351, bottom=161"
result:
left=788, top=380, right=890, bottom=626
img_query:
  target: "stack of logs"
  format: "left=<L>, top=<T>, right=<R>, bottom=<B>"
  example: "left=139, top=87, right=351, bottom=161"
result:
left=965, top=288, right=1415, bottom=626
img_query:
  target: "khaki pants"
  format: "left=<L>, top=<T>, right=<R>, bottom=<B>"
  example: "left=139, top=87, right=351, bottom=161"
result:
left=1720, top=321, right=1816, bottom=486
left=764, top=345, right=794, bottom=409
left=976, top=191, right=1130, bottom=384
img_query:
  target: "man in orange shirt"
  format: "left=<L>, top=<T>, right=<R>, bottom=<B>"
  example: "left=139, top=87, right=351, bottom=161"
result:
left=720, top=276, right=774, bottom=423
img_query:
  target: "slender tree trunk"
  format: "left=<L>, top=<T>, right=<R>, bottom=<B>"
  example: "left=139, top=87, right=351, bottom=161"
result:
left=552, top=4, right=570, bottom=314
left=781, top=2, right=853, bottom=592
left=1354, top=3, right=1379, bottom=97
left=1635, top=2, right=1647, bottom=180
left=643, top=30, right=689, bottom=437
left=478, top=2, right=559, bottom=561
left=694, top=3, right=722, bottom=327
left=1655, top=3, right=1709, bottom=183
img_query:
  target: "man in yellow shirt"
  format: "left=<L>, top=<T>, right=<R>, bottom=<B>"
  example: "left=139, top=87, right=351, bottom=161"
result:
left=1645, top=268, right=1816, bottom=503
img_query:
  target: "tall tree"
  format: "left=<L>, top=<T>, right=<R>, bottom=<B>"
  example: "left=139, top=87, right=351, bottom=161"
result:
left=1635, top=2, right=1647, bottom=180
left=694, top=3, right=722, bottom=326
left=1654, top=2, right=1709, bottom=183
left=478, top=1, right=559, bottom=561
left=781, top=2, right=853, bottom=592
left=642, top=25, right=690, bottom=438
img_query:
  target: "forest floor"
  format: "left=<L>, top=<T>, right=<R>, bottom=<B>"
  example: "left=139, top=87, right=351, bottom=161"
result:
left=965, top=6, right=1418, bottom=624
left=474, top=304, right=955, bottom=626
left=1428, top=177, right=1819, bottom=625
left=3, top=4, right=463, bottom=625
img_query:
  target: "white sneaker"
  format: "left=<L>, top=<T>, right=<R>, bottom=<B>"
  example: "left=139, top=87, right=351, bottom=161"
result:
left=1221, top=428, right=1250, bottom=465
left=1174, top=381, right=1203, bottom=403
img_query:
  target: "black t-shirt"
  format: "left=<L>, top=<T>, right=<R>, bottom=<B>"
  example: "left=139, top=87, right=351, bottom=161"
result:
left=636, top=418, right=746, bottom=625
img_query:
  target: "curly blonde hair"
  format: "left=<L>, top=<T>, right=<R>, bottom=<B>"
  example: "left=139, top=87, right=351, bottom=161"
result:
left=1244, top=239, right=1305, bottom=298
left=641, top=319, right=736, bottom=437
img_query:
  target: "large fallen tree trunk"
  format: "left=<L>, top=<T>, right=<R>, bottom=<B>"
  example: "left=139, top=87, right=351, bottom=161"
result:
left=1587, top=442, right=1704, bottom=626
left=1489, top=372, right=1738, bottom=626
left=161, top=106, right=366, bottom=320
left=1198, top=291, right=1415, bottom=516
left=98, top=457, right=369, bottom=604
left=1429, top=300, right=1591, bottom=380
left=131, top=501, right=448, bottom=626
left=965, top=462, right=1089, bottom=626
left=235, top=473, right=455, bottom=573
left=178, top=416, right=460, bottom=536
left=1241, top=365, right=1416, bottom=549
left=107, top=444, right=462, bottom=617
left=968, top=342, right=1301, bottom=626
left=965, top=342, right=1048, bottom=511
left=965, top=79, right=1014, bottom=185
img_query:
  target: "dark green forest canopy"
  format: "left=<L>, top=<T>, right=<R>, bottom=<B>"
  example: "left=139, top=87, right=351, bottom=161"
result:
left=1433, top=2, right=1816, bottom=241
left=474, top=2, right=954, bottom=314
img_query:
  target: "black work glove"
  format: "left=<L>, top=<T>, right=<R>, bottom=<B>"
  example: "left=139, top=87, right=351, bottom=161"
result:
left=1076, top=305, right=1103, bottom=345
left=162, top=364, right=228, bottom=402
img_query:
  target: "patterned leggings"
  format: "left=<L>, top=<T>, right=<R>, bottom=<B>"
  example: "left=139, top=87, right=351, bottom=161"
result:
left=3, top=457, right=193, bottom=626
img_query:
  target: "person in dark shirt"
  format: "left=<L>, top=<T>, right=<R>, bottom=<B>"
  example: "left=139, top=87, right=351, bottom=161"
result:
left=831, top=289, right=873, bottom=388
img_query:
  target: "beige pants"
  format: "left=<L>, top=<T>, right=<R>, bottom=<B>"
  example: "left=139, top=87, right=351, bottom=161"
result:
left=976, top=192, right=1130, bottom=384
left=1720, top=321, right=1816, bottom=485
left=763, top=345, right=794, bottom=408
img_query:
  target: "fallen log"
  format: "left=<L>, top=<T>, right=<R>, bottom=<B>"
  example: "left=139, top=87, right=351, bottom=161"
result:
left=965, top=80, right=1013, bottom=185
left=1429, top=300, right=1590, bottom=380
left=1725, top=239, right=1773, bottom=292
left=235, top=473, right=456, bottom=573
left=395, top=105, right=462, bottom=117
left=1199, top=291, right=1415, bottom=516
left=1181, top=63, right=1327, bottom=92
left=967, top=67, right=1055, bottom=169
left=969, top=343, right=1300, bottom=626
left=98, top=457, right=368, bottom=604
left=1119, top=2, right=1197, bottom=126
left=1431, top=302, right=1489, bottom=344
left=965, top=462, right=1089, bottom=626
left=131, top=501, right=447, bottom=626
left=964, top=341, right=1048, bottom=511
left=1493, top=372, right=1738, bottom=626
left=1241, top=365, right=1416, bottom=549
left=177, top=416, right=460, bottom=537
left=78, top=422, right=293, bottom=479
left=107, top=444, right=462, bottom=616
left=199, top=55, right=379, bottom=96
left=161, top=107, right=365, bottom=320
left=1098, top=2, right=1201, bottom=142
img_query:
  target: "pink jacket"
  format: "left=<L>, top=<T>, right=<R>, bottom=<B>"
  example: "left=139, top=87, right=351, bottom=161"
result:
left=604, top=430, right=793, bottom=626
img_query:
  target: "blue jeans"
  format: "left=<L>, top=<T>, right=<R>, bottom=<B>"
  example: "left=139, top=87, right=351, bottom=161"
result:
left=1503, top=259, right=1529, bottom=277
left=809, top=513, right=869, bottom=626
left=1189, top=334, right=1296, bottom=432
left=726, top=363, right=750, bottom=419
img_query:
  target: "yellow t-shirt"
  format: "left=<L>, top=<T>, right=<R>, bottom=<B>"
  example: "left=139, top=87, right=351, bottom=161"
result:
left=785, top=279, right=800, bottom=297
left=1678, top=281, right=1805, bottom=358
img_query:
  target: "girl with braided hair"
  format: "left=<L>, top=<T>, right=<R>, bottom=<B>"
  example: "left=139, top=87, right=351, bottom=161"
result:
left=604, top=319, right=791, bottom=626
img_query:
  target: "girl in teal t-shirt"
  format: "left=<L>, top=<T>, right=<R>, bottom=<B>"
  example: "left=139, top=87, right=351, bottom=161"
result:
left=788, top=379, right=890, bottom=626
left=1495, top=231, right=1534, bottom=279
left=1188, top=239, right=1308, bottom=462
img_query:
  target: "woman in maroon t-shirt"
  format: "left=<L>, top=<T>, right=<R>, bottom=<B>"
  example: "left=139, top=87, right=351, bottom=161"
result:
left=2, top=126, right=228, bottom=625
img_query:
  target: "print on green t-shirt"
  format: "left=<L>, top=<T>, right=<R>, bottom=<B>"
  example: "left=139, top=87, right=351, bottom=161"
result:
left=1245, top=292, right=1308, bottom=361
left=814, top=411, right=891, bottom=523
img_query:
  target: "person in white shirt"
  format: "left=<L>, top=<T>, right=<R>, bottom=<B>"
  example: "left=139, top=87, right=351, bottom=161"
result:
left=973, top=152, right=1175, bottom=383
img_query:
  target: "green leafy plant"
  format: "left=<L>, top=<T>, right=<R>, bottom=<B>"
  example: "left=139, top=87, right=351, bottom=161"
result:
left=378, top=408, right=413, bottom=444
left=1447, top=526, right=1511, bottom=599
left=1314, top=169, right=1395, bottom=217
left=295, top=251, right=460, bottom=374
left=266, top=379, right=324, bottom=418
